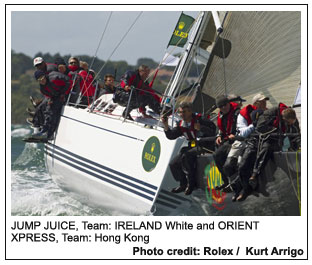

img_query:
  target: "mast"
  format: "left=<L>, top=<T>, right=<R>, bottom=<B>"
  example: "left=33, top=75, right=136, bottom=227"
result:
left=162, top=11, right=210, bottom=107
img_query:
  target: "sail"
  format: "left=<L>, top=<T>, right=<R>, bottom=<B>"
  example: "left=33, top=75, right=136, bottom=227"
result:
left=199, top=11, right=301, bottom=110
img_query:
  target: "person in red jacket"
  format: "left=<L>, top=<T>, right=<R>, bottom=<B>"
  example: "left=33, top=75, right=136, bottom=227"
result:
left=114, top=65, right=161, bottom=120
left=31, top=70, right=70, bottom=140
left=213, top=95, right=241, bottom=191
left=161, top=102, right=216, bottom=195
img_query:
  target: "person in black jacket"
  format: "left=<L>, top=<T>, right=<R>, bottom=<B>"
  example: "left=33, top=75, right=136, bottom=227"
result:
left=99, top=74, right=116, bottom=96
left=31, top=70, right=70, bottom=140
left=161, top=102, right=216, bottom=195
left=236, top=104, right=300, bottom=201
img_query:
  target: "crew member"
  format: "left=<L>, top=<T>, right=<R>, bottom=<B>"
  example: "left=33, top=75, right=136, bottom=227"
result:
left=114, top=65, right=161, bottom=120
left=31, top=70, right=70, bottom=140
left=99, top=74, right=116, bottom=95
left=213, top=95, right=240, bottom=191
left=66, top=57, right=88, bottom=105
left=236, top=103, right=300, bottom=201
left=33, top=57, right=57, bottom=73
left=161, top=102, right=216, bottom=195
left=230, top=93, right=269, bottom=201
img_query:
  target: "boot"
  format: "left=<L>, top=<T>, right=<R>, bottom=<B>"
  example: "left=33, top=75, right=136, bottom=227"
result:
left=248, top=174, right=258, bottom=190
left=171, top=186, right=186, bottom=193
left=184, top=185, right=194, bottom=195
left=122, top=109, right=134, bottom=121
left=26, top=107, right=35, bottom=117
left=26, top=117, right=34, bottom=126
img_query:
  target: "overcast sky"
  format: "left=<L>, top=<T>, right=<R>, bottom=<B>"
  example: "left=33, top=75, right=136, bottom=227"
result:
left=11, top=10, right=199, bottom=65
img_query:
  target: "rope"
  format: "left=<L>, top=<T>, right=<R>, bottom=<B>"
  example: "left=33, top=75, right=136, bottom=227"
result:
left=83, top=11, right=143, bottom=97
left=89, top=12, right=113, bottom=71
left=79, top=12, right=113, bottom=103
left=285, top=150, right=299, bottom=200
left=296, top=150, right=301, bottom=215
left=221, top=37, right=227, bottom=95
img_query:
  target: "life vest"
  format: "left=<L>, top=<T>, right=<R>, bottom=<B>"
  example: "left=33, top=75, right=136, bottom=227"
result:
left=273, top=102, right=288, bottom=132
left=45, top=63, right=57, bottom=74
left=78, top=70, right=96, bottom=97
left=240, top=104, right=257, bottom=125
left=67, top=71, right=81, bottom=95
left=40, top=71, right=69, bottom=98
left=179, top=113, right=202, bottom=141
left=217, top=102, right=239, bottom=136
left=120, top=70, right=146, bottom=91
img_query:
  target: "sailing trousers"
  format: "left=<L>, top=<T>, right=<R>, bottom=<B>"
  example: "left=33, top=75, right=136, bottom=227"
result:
left=33, top=98, right=48, bottom=128
left=213, top=141, right=232, bottom=185
left=114, top=89, right=160, bottom=114
left=237, top=141, right=257, bottom=192
left=43, top=97, right=63, bottom=137
left=252, top=138, right=280, bottom=177
left=169, top=147, right=198, bottom=188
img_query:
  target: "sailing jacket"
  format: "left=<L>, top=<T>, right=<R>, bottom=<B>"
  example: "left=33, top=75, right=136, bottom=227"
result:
left=45, top=63, right=58, bottom=74
left=165, top=113, right=216, bottom=148
left=120, top=70, right=149, bottom=91
left=78, top=70, right=96, bottom=97
left=217, top=102, right=240, bottom=139
left=237, top=104, right=257, bottom=138
left=256, top=103, right=289, bottom=134
left=40, top=71, right=70, bottom=99
left=119, top=70, right=161, bottom=113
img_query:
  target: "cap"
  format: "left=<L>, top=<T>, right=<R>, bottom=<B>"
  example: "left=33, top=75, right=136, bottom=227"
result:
left=228, top=94, right=246, bottom=103
left=252, top=93, right=270, bottom=104
left=215, top=95, right=229, bottom=108
left=33, top=57, right=44, bottom=67
left=34, top=70, right=45, bottom=80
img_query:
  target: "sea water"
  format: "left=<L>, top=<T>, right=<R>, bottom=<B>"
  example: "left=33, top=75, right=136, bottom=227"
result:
left=10, top=125, right=210, bottom=216
left=11, top=125, right=296, bottom=216
left=11, top=125, right=115, bottom=216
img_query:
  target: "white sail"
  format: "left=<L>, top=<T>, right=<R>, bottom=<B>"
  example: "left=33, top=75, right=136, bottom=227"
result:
left=199, top=11, right=301, bottom=109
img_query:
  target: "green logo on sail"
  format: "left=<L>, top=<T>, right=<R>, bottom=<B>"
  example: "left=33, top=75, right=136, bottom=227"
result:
left=142, top=136, right=161, bottom=172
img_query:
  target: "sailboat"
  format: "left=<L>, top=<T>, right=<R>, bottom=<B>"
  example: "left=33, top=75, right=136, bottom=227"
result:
left=44, top=11, right=301, bottom=215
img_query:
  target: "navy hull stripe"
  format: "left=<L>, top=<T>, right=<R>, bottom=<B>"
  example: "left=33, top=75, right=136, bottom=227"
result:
left=46, top=143, right=157, bottom=190
left=155, top=199, right=177, bottom=209
left=45, top=146, right=156, bottom=196
left=45, top=150, right=154, bottom=202
left=61, top=115, right=144, bottom=142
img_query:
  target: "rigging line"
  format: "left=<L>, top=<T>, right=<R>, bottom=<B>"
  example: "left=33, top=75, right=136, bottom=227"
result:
left=216, top=11, right=228, bottom=96
left=159, top=13, right=201, bottom=98
left=79, top=12, right=113, bottom=98
left=296, top=150, right=301, bottom=215
left=89, top=11, right=113, bottom=71
left=146, top=13, right=200, bottom=83
left=285, top=151, right=299, bottom=200
left=221, top=37, right=227, bottom=95
left=84, top=11, right=143, bottom=95
left=178, top=64, right=206, bottom=104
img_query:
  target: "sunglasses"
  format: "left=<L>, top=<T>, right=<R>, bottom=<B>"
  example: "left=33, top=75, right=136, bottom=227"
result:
left=35, top=63, right=43, bottom=67
left=69, top=61, right=78, bottom=65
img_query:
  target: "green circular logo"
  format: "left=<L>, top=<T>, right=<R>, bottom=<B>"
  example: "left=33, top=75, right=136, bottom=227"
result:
left=142, top=136, right=161, bottom=172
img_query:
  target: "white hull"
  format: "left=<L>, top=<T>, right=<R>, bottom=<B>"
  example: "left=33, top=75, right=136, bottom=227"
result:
left=45, top=102, right=190, bottom=215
